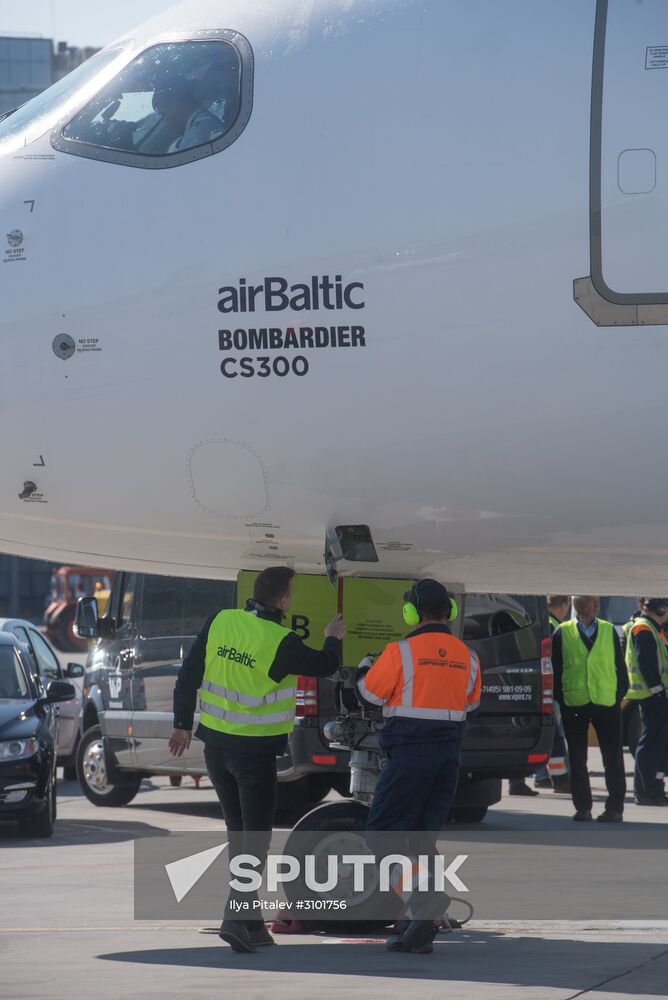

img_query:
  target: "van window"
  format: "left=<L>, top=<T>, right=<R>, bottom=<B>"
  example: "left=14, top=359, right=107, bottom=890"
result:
left=140, top=577, right=186, bottom=637
left=463, top=594, right=537, bottom=640
left=107, top=572, right=138, bottom=627
left=183, top=579, right=235, bottom=635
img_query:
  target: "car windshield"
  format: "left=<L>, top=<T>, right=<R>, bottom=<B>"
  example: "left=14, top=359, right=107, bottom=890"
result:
left=0, top=44, right=127, bottom=156
left=0, top=645, right=30, bottom=700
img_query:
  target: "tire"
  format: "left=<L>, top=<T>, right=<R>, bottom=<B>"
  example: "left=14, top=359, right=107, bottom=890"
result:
left=290, top=798, right=370, bottom=833
left=448, top=806, right=488, bottom=824
left=285, top=799, right=392, bottom=931
left=169, top=775, right=183, bottom=787
left=20, top=773, right=56, bottom=838
left=77, top=725, right=142, bottom=807
left=275, top=775, right=327, bottom=823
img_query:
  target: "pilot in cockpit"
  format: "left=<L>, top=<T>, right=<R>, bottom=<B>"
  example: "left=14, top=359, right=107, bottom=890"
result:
left=156, top=76, right=225, bottom=153
left=191, top=48, right=241, bottom=132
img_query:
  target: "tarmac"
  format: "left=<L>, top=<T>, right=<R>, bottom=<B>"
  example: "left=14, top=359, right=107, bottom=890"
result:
left=1, top=749, right=667, bottom=1000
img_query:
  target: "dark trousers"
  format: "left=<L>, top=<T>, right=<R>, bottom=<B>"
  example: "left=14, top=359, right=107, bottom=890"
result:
left=203, top=744, right=277, bottom=928
left=635, top=696, right=668, bottom=800
left=366, top=741, right=461, bottom=927
left=366, top=741, right=461, bottom=831
left=561, top=703, right=626, bottom=814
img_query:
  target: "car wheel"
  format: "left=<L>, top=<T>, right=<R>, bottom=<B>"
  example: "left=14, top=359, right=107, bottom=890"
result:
left=77, top=725, right=141, bottom=806
left=19, top=773, right=56, bottom=838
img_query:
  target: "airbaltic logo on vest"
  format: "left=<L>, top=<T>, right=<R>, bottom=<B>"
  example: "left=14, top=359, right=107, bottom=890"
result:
left=217, top=645, right=256, bottom=668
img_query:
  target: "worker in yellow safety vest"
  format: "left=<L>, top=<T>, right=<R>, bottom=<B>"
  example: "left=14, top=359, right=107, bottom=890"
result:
left=552, top=596, right=628, bottom=823
left=625, top=597, right=668, bottom=805
left=169, top=565, right=345, bottom=952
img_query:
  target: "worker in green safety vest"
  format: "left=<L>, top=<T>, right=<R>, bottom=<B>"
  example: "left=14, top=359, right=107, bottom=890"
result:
left=625, top=597, right=668, bottom=805
left=169, top=565, right=345, bottom=953
left=552, top=595, right=628, bottom=823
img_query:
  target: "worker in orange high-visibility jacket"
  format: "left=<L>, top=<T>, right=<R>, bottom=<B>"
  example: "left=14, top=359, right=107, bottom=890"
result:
left=355, top=578, right=480, bottom=955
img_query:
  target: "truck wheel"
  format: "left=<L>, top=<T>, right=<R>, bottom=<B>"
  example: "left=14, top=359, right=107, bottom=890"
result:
left=77, top=725, right=141, bottom=806
left=449, top=806, right=488, bottom=824
left=169, top=775, right=183, bottom=787
left=19, top=774, right=56, bottom=838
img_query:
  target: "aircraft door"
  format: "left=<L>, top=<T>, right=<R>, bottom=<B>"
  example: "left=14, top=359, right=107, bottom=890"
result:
left=576, top=0, right=668, bottom=324
left=600, top=0, right=668, bottom=296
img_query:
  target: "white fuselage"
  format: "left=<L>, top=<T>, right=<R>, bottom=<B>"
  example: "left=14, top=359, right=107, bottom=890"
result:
left=0, top=0, right=666, bottom=594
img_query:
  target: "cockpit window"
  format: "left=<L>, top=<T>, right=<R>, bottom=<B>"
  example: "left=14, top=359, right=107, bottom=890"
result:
left=53, top=32, right=253, bottom=169
left=0, top=45, right=126, bottom=156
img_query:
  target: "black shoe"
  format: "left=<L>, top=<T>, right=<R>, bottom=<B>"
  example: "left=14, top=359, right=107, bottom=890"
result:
left=386, top=920, right=436, bottom=954
left=248, top=925, right=275, bottom=947
left=386, top=934, right=408, bottom=952
left=596, top=810, right=623, bottom=823
left=553, top=779, right=572, bottom=794
left=572, top=810, right=592, bottom=822
left=634, top=796, right=667, bottom=806
left=219, top=920, right=256, bottom=953
left=509, top=781, right=539, bottom=797
left=534, top=778, right=552, bottom=789
left=402, top=921, right=437, bottom=954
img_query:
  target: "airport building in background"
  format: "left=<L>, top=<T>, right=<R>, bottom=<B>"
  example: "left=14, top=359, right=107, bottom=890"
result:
left=0, top=35, right=99, bottom=115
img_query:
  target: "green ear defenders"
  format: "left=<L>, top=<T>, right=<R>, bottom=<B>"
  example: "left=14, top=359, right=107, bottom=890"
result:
left=402, top=580, right=459, bottom=626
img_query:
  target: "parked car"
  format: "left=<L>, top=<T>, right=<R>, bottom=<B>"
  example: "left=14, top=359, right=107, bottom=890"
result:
left=75, top=573, right=342, bottom=812
left=0, top=619, right=85, bottom=779
left=0, top=632, right=76, bottom=837
left=44, top=566, right=113, bottom=651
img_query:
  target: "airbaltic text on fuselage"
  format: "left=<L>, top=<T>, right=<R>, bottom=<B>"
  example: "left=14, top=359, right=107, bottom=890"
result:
left=217, top=276, right=364, bottom=313
left=216, top=275, right=367, bottom=379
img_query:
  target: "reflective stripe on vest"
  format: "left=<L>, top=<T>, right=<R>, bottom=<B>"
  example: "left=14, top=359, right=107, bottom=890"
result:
left=201, top=677, right=296, bottom=708
left=199, top=608, right=296, bottom=737
left=199, top=697, right=294, bottom=727
left=559, top=618, right=617, bottom=708
left=390, top=639, right=470, bottom=721
left=625, top=616, right=668, bottom=701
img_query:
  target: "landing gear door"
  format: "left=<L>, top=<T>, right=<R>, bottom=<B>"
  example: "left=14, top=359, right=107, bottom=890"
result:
left=576, top=0, right=668, bottom=325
